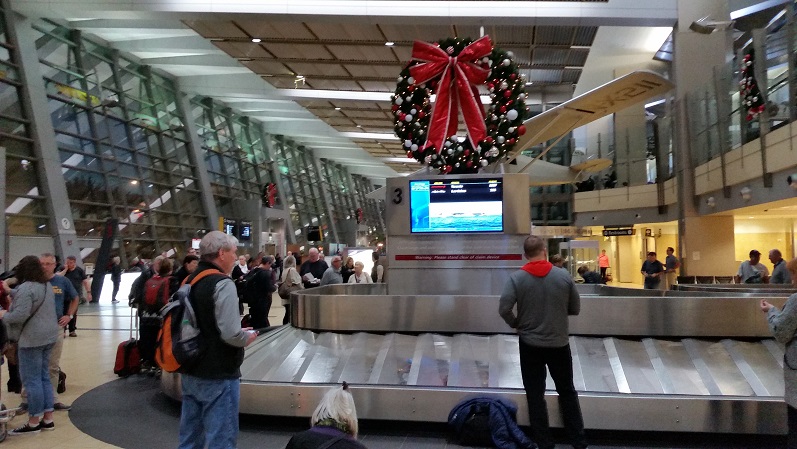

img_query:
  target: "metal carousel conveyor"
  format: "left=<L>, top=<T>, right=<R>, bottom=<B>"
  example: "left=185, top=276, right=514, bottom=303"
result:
left=162, top=283, right=797, bottom=435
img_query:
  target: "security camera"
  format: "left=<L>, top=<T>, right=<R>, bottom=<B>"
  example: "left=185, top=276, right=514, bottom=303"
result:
left=740, top=186, right=752, bottom=201
left=706, top=196, right=716, bottom=207
left=788, top=174, right=797, bottom=190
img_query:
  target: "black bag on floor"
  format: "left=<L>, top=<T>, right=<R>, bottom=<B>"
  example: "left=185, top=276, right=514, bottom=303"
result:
left=449, top=401, right=493, bottom=447
left=57, top=370, right=66, bottom=394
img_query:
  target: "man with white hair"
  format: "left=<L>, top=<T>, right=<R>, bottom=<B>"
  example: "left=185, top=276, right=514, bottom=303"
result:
left=299, top=247, right=328, bottom=288
left=178, top=231, right=258, bottom=449
left=770, top=249, right=792, bottom=284
left=320, top=256, right=343, bottom=286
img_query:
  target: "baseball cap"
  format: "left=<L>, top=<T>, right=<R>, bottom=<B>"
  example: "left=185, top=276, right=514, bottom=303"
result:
left=749, top=249, right=761, bottom=257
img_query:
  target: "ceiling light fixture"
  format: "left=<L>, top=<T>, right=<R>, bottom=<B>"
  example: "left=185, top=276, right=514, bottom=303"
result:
left=385, top=41, right=394, bottom=46
left=335, top=107, right=342, bottom=111
left=251, top=38, right=262, bottom=43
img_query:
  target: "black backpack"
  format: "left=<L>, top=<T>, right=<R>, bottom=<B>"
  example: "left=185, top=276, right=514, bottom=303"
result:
left=449, top=401, right=493, bottom=447
left=241, top=267, right=263, bottom=304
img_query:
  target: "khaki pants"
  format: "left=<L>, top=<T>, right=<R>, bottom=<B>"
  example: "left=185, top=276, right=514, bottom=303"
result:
left=664, top=271, right=677, bottom=290
left=21, top=328, right=64, bottom=403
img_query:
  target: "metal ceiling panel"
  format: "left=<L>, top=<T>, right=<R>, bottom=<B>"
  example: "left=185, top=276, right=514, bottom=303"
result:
left=265, top=78, right=296, bottom=89
left=243, top=60, right=292, bottom=75
left=379, top=23, right=454, bottom=43
left=357, top=80, right=395, bottom=92
left=391, top=45, right=413, bottom=63
left=573, top=26, right=599, bottom=46
left=263, top=43, right=334, bottom=60
left=562, top=69, right=582, bottom=84
left=490, top=25, right=535, bottom=44
left=213, top=42, right=273, bottom=58
left=237, top=21, right=315, bottom=40
left=535, top=26, right=576, bottom=46
left=306, top=22, right=385, bottom=41
left=345, top=101, right=383, bottom=110
left=287, top=62, right=350, bottom=77
left=325, top=44, right=398, bottom=62
left=324, top=116, right=357, bottom=126
left=184, top=20, right=247, bottom=38
left=532, top=48, right=570, bottom=66
left=566, top=48, right=589, bottom=66
left=529, top=68, right=563, bottom=84
left=341, top=64, right=385, bottom=79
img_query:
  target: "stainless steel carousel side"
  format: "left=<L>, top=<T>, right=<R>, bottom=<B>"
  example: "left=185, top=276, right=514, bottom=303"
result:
left=162, top=284, right=796, bottom=434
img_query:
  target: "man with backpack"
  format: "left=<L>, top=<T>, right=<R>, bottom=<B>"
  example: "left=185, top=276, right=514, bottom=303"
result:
left=178, top=231, right=257, bottom=449
left=129, top=256, right=163, bottom=308
left=139, top=258, right=174, bottom=373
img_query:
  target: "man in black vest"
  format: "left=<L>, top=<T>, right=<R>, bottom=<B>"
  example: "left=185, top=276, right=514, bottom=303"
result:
left=178, top=231, right=257, bottom=449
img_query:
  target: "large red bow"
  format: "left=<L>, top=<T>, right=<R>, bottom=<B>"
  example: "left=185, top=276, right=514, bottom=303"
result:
left=409, top=36, right=492, bottom=153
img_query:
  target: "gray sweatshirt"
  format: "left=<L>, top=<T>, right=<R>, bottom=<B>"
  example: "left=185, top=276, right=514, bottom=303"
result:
left=4, top=281, right=58, bottom=348
left=499, top=265, right=580, bottom=348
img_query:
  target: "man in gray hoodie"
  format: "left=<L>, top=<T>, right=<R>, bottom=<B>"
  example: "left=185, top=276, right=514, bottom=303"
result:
left=499, top=235, right=587, bottom=449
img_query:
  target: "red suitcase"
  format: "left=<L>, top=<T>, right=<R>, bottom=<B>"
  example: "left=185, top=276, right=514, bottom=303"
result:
left=114, top=307, right=141, bottom=377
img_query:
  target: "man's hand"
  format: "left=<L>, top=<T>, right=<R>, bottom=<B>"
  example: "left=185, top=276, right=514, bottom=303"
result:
left=245, top=330, right=258, bottom=346
left=761, top=299, right=774, bottom=313
left=58, top=315, right=71, bottom=327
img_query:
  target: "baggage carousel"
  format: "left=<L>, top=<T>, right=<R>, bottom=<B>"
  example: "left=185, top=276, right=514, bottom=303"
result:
left=162, top=283, right=796, bottom=435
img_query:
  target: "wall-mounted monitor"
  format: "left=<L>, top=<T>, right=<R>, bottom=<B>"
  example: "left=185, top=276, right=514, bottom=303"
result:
left=222, top=218, right=238, bottom=237
left=409, top=178, right=503, bottom=233
left=239, top=221, right=252, bottom=241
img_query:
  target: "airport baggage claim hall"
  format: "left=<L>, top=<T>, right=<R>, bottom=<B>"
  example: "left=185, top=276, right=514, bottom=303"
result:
left=1, top=0, right=797, bottom=447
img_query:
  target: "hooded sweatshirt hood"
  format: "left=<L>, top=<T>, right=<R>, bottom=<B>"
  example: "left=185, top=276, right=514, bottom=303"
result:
left=521, top=260, right=553, bottom=277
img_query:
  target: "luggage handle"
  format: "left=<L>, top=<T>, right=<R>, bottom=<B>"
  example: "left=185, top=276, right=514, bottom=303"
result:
left=130, top=305, right=138, bottom=340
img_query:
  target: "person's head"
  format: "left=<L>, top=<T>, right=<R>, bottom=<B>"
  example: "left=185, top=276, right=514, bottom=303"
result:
left=749, top=249, right=761, bottom=264
left=112, top=256, right=121, bottom=265
left=311, top=383, right=359, bottom=438
left=372, top=252, right=380, bottom=262
left=601, top=249, right=606, bottom=255
left=66, top=255, right=77, bottom=270
left=182, top=255, right=200, bottom=273
left=158, top=258, right=173, bottom=277
left=523, top=235, right=546, bottom=260
left=308, top=247, right=320, bottom=262
left=39, top=253, right=57, bottom=280
left=187, top=248, right=198, bottom=257
left=331, top=256, right=342, bottom=272
left=16, top=255, right=48, bottom=284
left=238, top=255, right=247, bottom=266
left=283, top=255, right=297, bottom=270
left=354, top=261, right=364, bottom=274
left=577, top=265, right=589, bottom=276
left=787, top=258, right=797, bottom=285
left=152, top=255, right=165, bottom=272
left=769, top=249, right=783, bottom=264
left=200, top=231, right=239, bottom=274
left=646, top=251, right=657, bottom=262
left=549, top=254, right=564, bottom=268
left=261, top=255, right=274, bottom=267
left=345, top=257, right=354, bottom=268
left=666, top=247, right=674, bottom=255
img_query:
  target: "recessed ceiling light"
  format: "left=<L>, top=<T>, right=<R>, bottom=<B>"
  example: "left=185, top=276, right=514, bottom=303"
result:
left=251, top=38, right=262, bottom=43
left=335, top=107, right=342, bottom=111
left=296, top=75, right=305, bottom=79
left=130, top=180, right=138, bottom=185
left=356, top=125, right=362, bottom=128
left=385, top=41, right=395, bottom=46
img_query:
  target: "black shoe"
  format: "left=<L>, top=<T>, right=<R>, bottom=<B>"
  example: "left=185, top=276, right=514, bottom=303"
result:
left=40, top=420, right=55, bottom=431
left=16, top=403, right=28, bottom=415
left=53, top=402, right=71, bottom=411
left=9, top=422, right=40, bottom=435
left=112, top=299, right=119, bottom=303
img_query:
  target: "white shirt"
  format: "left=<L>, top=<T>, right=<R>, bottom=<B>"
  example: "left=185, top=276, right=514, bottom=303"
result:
left=236, top=263, right=249, bottom=274
left=348, top=272, right=372, bottom=284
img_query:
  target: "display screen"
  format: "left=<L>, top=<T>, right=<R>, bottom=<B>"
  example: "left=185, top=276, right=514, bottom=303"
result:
left=239, top=221, right=252, bottom=241
left=409, top=178, right=503, bottom=233
left=222, top=218, right=238, bottom=237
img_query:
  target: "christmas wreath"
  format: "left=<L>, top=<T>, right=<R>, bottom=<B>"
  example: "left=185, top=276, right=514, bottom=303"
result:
left=392, top=36, right=528, bottom=174
left=740, top=49, right=765, bottom=121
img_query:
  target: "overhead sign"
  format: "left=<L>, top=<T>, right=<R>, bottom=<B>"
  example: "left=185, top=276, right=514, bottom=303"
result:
left=603, top=228, right=635, bottom=236
left=532, top=226, right=585, bottom=238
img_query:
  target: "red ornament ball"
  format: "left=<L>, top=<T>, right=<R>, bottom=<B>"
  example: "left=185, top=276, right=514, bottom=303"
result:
left=517, top=124, right=526, bottom=136
left=503, top=90, right=512, bottom=98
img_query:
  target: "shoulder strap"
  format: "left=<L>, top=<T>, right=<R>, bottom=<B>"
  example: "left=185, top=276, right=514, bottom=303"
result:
left=182, top=269, right=224, bottom=287
left=20, top=283, right=49, bottom=330
left=316, top=436, right=344, bottom=449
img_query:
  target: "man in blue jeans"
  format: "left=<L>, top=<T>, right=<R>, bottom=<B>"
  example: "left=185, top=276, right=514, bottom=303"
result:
left=178, top=231, right=258, bottom=449
left=499, top=235, right=587, bottom=449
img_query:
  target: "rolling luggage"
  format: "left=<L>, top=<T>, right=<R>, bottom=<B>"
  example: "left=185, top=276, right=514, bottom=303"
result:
left=114, top=307, right=140, bottom=377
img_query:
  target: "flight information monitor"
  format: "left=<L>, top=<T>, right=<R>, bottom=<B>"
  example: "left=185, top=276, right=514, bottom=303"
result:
left=409, top=178, right=503, bottom=233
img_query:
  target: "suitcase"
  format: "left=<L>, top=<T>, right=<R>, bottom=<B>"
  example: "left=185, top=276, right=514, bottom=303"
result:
left=114, top=307, right=141, bottom=377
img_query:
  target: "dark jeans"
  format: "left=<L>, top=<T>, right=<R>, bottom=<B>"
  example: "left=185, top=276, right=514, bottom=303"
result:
left=283, top=304, right=291, bottom=325
left=112, top=279, right=121, bottom=301
left=519, top=342, right=587, bottom=449
left=600, top=267, right=607, bottom=281
left=789, top=404, right=797, bottom=449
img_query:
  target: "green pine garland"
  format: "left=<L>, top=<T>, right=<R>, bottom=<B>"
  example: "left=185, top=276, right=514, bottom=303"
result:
left=392, top=37, right=529, bottom=174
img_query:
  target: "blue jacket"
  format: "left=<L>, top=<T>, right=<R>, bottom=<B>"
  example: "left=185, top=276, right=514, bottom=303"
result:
left=449, top=396, right=536, bottom=449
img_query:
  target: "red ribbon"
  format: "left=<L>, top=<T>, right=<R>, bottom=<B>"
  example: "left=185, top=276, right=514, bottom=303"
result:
left=409, top=36, right=492, bottom=153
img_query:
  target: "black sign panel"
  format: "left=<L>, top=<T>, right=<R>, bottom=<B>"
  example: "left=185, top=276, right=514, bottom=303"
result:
left=603, top=228, right=635, bottom=236
left=239, top=221, right=252, bottom=241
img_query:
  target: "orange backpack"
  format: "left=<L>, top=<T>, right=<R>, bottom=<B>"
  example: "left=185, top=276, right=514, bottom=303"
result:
left=155, top=269, right=222, bottom=373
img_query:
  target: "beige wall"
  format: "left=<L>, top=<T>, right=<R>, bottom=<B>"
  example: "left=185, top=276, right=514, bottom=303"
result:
left=682, top=215, right=737, bottom=276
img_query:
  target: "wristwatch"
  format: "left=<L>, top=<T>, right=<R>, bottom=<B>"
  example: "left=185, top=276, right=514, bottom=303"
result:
left=68, top=315, right=74, bottom=319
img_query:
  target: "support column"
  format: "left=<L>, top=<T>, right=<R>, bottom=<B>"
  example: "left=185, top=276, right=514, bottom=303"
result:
left=7, top=11, right=81, bottom=262
left=0, top=146, right=6, bottom=271
left=310, top=153, right=339, bottom=243
left=260, top=127, right=295, bottom=244
left=174, top=83, right=219, bottom=230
